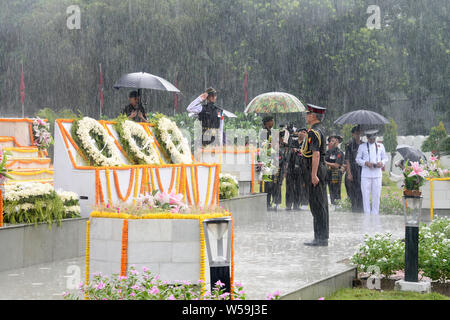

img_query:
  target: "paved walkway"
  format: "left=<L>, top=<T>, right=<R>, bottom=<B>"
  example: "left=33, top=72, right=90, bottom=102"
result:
left=0, top=209, right=406, bottom=300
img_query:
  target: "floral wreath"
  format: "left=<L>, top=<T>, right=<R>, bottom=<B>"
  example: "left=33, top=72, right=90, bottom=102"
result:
left=71, top=117, right=122, bottom=167
left=114, top=117, right=161, bottom=165
left=151, top=114, right=192, bottom=164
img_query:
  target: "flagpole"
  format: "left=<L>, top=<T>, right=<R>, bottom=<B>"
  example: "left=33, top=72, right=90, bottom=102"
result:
left=99, top=63, right=102, bottom=119
left=21, top=63, right=25, bottom=118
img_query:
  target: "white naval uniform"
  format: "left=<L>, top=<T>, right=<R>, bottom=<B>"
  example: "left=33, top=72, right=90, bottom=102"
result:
left=356, top=141, right=388, bottom=215
left=186, top=96, right=224, bottom=146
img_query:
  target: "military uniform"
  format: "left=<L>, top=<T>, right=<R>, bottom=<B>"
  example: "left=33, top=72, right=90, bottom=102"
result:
left=344, top=138, right=363, bottom=212
left=302, top=104, right=329, bottom=246
left=286, top=133, right=308, bottom=210
left=122, top=103, right=147, bottom=122
left=325, top=146, right=344, bottom=205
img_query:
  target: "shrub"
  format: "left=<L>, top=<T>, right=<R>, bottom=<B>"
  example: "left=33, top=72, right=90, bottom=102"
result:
left=351, top=218, right=450, bottom=282
left=64, top=266, right=281, bottom=300
left=219, top=173, right=239, bottom=199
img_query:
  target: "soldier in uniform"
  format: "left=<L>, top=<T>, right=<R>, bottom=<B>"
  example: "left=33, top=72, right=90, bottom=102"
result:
left=286, top=127, right=307, bottom=210
left=187, top=88, right=224, bottom=146
left=344, top=125, right=364, bottom=212
left=122, top=91, right=148, bottom=122
left=259, top=116, right=279, bottom=211
left=325, top=134, right=344, bottom=205
left=301, top=104, right=329, bottom=246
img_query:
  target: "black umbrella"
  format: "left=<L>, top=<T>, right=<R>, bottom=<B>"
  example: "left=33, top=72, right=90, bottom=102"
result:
left=114, top=72, right=180, bottom=93
left=396, top=145, right=427, bottom=163
left=334, top=109, right=389, bottom=125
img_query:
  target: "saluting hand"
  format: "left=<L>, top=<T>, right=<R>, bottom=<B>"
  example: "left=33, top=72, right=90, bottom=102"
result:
left=200, top=93, right=208, bottom=101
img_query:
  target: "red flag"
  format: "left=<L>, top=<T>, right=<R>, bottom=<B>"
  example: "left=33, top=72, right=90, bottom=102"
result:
left=20, top=64, right=25, bottom=104
left=99, top=64, right=104, bottom=110
left=174, top=73, right=179, bottom=112
left=243, top=68, right=248, bottom=107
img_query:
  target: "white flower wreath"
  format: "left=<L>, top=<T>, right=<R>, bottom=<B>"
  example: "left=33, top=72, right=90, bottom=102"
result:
left=119, top=120, right=161, bottom=165
left=74, top=117, right=122, bottom=167
left=158, top=117, right=192, bottom=164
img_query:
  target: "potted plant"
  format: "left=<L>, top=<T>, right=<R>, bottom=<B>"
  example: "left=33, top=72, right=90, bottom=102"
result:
left=402, top=160, right=428, bottom=197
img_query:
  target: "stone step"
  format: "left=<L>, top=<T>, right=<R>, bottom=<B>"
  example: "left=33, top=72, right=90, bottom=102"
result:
left=4, top=178, right=54, bottom=185
left=0, top=137, right=15, bottom=149
left=3, top=147, right=40, bottom=159
left=7, top=168, right=54, bottom=181
left=5, top=158, right=52, bottom=170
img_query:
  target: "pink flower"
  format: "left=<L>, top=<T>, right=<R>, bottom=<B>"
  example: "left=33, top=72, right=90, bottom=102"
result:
left=215, top=280, right=225, bottom=288
left=167, top=295, right=176, bottom=300
left=96, top=282, right=106, bottom=290
left=130, top=292, right=136, bottom=297
left=149, top=287, right=160, bottom=295
left=318, top=297, right=325, bottom=300
left=408, top=162, right=428, bottom=178
left=430, top=155, right=438, bottom=162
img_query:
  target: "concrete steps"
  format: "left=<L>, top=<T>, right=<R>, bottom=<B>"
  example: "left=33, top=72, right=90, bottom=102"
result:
left=3, top=147, right=40, bottom=159
left=7, top=168, right=54, bottom=181
left=6, top=158, right=52, bottom=170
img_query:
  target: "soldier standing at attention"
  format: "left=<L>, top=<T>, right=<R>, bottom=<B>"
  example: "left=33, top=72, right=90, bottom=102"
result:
left=325, top=135, right=345, bottom=205
left=301, top=104, right=329, bottom=246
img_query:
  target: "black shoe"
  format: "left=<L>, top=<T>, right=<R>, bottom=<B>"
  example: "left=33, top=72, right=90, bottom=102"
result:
left=286, top=207, right=292, bottom=211
left=303, top=239, right=328, bottom=247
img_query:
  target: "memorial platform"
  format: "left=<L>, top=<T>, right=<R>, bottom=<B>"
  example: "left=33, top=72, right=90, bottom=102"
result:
left=0, top=209, right=406, bottom=300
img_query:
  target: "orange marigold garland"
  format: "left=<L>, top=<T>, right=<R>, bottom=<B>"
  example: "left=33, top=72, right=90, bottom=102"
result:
left=84, top=220, right=91, bottom=299
left=113, top=168, right=135, bottom=202
left=120, top=219, right=129, bottom=276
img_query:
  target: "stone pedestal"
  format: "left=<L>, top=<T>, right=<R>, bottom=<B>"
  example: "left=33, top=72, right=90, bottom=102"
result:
left=394, top=280, right=431, bottom=293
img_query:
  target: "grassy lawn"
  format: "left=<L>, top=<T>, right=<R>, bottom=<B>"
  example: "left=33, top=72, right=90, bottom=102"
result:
left=326, top=288, right=449, bottom=300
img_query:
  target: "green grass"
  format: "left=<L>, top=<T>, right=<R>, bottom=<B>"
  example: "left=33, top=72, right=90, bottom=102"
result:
left=326, top=288, right=450, bottom=300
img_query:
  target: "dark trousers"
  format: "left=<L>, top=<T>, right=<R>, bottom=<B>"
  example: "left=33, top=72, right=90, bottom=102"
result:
left=328, top=179, right=342, bottom=205
left=286, top=173, right=300, bottom=209
left=265, top=176, right=281, bottom=208
left=286, top=172, right=308, bottom=209
left=309, top=179, right=329, bottom=240
left=345, top=174, right=363, bottom=212
left=305, top=165, right=329, bottom=240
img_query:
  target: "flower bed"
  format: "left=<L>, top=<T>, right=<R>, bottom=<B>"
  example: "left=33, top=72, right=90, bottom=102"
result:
left=2, top=183, right=80, bottom=226
left=64, top=265, right=280, bottom=300
left=351, top=217, right=450, bottom=283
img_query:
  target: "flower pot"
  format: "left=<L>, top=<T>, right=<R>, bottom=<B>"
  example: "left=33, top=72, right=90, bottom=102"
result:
left=403, top=189, right=422, bottom=197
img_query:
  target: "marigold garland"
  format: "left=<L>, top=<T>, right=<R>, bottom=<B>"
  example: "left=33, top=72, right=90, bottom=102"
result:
left=105, top=169, right=113, bottom=205
left=113, top=169, right=135, bottom=202
left=204, top=167, right=212, bottom=208
left=133, top=167, right=140, bottom=204
left=84, top=220, right=91, bottom=299
left=120, top=219, right=129, bottom=276
left=168, top=167, right=176, bottom=192
left=8, top=169, right=54, bottom=176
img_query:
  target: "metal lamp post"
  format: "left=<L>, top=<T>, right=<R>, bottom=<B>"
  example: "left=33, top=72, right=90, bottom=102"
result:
left=403, top=195, right=422, bottom=282
left=203, top=217, right=232, bottom=293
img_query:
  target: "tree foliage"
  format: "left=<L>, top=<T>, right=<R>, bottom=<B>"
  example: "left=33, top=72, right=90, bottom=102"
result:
left=0, top=0, right=448, bottom=136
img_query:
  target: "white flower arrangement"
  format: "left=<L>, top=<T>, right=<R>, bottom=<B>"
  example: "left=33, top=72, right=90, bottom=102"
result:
left=56, top=190, right=79, bottom=203
left=73, top=117, right=122, bottom=167
left=117, top=119, right=161, bottom=165
left=4, top=183, right=54, bottom=201
left=157, top=117, right=192, bottom=164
